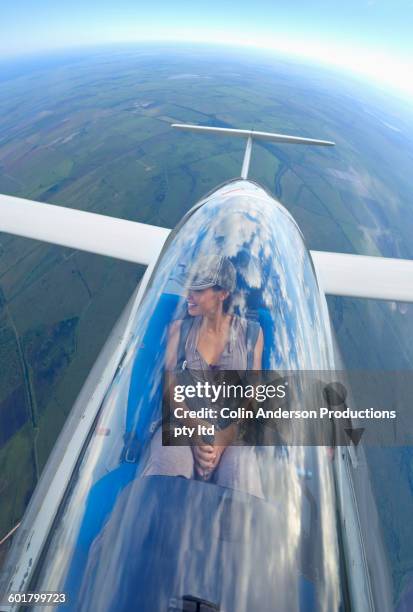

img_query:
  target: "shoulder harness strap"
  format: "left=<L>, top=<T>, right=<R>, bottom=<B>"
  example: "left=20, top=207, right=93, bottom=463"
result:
left=176, top=317, right=192, bottom=370
left=246, top=319, right=260, bottom=369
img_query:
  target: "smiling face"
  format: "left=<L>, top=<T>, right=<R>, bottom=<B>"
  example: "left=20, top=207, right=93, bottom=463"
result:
left=187, top=286, right=229, bottom=317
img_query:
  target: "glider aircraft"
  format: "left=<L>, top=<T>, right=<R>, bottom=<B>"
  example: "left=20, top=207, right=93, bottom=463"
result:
left=0, top=124, right=412, bottom=611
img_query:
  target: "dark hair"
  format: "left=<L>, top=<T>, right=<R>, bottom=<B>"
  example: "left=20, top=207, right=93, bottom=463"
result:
left=213, top=285, right=232, bottom=313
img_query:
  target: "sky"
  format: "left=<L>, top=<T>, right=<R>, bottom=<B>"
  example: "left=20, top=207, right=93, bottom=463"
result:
left=1, top=0, right=413, bottom=100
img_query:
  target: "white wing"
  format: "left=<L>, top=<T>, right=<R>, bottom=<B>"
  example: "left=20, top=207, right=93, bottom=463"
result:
left=0, top=193, right=170, bottom=266
left=1, top=194, right=413, bottom=303
left=311, top=250, right=413, bottom=303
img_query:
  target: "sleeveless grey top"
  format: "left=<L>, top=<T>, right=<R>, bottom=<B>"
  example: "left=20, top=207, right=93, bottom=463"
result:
left=185, top=315, right=248, bottom=430
left=175, top=315, right=250, bottom=430
left=184, top=314, right=248, bottom=371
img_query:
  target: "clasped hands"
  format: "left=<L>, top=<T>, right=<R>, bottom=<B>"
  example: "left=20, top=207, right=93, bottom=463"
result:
left=192, top=444, right=225, bottom=480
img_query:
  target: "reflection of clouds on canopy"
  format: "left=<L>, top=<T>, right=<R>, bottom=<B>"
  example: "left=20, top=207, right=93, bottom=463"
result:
left=160, top=183, right=335, bottom=370
left=130, top=179, right=336, bottom=373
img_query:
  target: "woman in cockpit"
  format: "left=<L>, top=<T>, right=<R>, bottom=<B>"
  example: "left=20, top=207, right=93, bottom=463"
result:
left=142, top=255, right=264, bottom=498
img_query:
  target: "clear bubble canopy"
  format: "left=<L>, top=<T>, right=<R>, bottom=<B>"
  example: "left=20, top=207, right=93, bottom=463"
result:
left=25, top=180, right=344, bottom=612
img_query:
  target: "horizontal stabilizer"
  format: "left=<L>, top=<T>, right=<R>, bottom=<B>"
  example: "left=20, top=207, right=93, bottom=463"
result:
left=0, top=194, right=170, bottom=265
left=172, top=123, right=335, bottom=146
left=311, top=250, right=413, bottom=303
